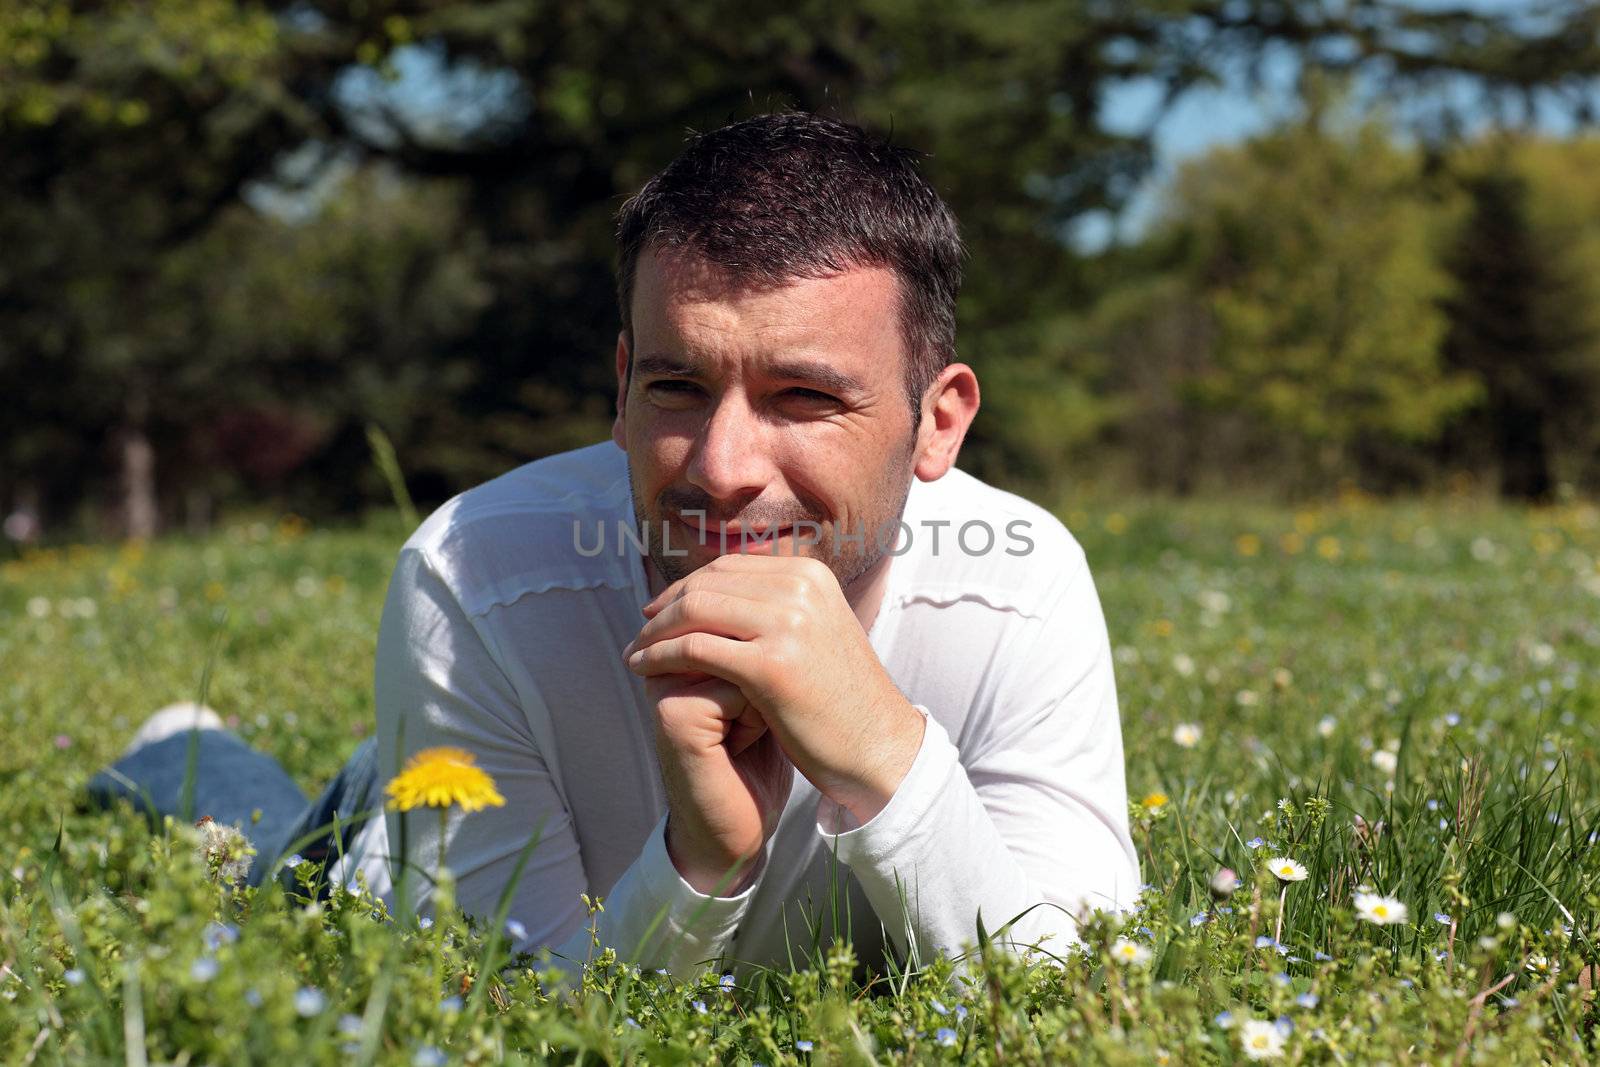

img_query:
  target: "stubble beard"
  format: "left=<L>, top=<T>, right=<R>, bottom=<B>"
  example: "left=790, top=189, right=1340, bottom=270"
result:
left=625, top=445, right=916, bottom=596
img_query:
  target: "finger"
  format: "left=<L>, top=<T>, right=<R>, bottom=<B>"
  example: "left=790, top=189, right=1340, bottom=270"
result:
left=642, top=555, right=835, bottom=619
left=725, top=702, right=770, bottom=757
left=623, top=588, right=775, bottom=659
left=626, top=630, right=760, bottom=689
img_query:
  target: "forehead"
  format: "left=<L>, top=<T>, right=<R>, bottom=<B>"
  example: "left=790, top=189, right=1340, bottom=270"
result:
left=631, top=247, right=906, bottom=384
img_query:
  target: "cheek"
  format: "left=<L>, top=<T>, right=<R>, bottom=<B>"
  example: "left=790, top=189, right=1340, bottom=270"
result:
left=778, top=435, right=890, bottom=522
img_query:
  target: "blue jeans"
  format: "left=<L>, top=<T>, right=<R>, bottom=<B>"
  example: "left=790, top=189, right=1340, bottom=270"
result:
left=86, top=730, right=382, bottom=896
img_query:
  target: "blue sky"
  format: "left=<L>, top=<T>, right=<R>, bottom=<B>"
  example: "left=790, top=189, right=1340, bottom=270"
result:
left=328, top=0, right=1594, bottom=250
left=1080, top=0, right=1593, bottom=248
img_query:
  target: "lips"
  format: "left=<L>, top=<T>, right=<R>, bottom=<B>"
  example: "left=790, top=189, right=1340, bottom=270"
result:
left=677, top=515, right=794, bottom=540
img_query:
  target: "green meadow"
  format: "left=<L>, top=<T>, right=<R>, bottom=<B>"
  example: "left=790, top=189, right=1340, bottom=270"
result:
left=2, top=494, right=1597, bottom=1064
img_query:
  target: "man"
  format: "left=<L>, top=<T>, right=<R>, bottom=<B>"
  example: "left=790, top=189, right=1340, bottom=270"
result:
left=329, top=110, right=1138, bottom=981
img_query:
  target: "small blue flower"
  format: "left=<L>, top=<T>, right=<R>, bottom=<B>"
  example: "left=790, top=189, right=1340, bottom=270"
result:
left=719, top=973, right=736, bottom=991
left=1398, top=978, right=1414, bottom=989
left=625, top=1017, right=641, bottom=1029
left=1218, top=906, right=1234, bottom=914
left=1255, top=935, right=1277, bottom=949
left=1214, top=1010, right=1235, bottom=1029
left=1434, top=912, right=1452, bottom=925
left=294, top=987, right=327, bottom=1017
left=1275, top=1016, right=1293, bottom=1035
left=1435, top=949, right=1449, bottom=961
left=1314, top=951, right=1333, bottom=962
left=338, top=1014, right=363, bottom=1036
left=1445, top=713, right=1461, bottom=726
left=418, top=916, right=434, bottom=930
left=1296, top=992, right=1319, bottom=1009
left=412, top=1046, right=447, bottom=1067
left=505, top=919, right=528, bottom=942
left=63, top=968, right=85, bottom=986
left=1272, top=972, right=1291, bottom=987
left=1189, top=912, right=1209, bottom=926
left=935, top=1027, right=957, bottom=1047
left=1136, top=925, right=1154, bottom=938
left=1246, top=836, right=1265, bottom=849
left=284, top=854, right=305, bottom=868
left=929, top=998, right=949, bottom=1015
left=189, top=957, right=219, bottom=982
left=201, top=921, right=239, bottom=952
left=954, top=1004, right=968, bottom=1021
left=692, top=999, right=707, bottom=1014
left=440, top=995, right=462, bottom=1014
left=1426, top=799, right=1439, bottom=812
left=795, top=1039, right=814, bottom=1052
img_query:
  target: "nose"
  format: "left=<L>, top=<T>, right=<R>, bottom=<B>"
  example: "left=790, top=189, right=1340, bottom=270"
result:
left=685, top=389, right=777, bottom=502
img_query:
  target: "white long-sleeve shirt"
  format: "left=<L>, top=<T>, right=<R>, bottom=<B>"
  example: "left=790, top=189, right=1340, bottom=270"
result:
left=338, top=440, right=1138, bottom=981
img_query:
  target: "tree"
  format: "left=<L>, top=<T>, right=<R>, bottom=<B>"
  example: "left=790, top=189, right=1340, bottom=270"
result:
left=6, top=2, right=1599, bottom=532
left=1137, top=108, right=1479, bottom=491
left=1439, top=143, right=1600, bottom=500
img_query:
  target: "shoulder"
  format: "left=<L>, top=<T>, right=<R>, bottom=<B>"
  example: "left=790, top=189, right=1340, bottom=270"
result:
left=890, top=465, right=1088, bottom=620
left=398, top=441, right=636, bottom=615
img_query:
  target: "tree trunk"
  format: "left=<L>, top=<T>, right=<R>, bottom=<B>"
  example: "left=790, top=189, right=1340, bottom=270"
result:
left=117, top=424, right=159, bottom=540
left=1495, top=400, right=1552, bottom=502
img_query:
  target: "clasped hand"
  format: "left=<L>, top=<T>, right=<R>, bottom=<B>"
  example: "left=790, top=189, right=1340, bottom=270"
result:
left=622, top=552, right=924, bottom=894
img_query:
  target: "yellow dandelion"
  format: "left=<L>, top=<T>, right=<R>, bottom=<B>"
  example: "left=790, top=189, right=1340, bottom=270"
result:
left=385, top=747, right=506, bottom=813
left=1141, top=792, right=1170, bottom=811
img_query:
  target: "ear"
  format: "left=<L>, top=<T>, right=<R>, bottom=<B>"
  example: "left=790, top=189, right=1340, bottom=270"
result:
left=611, top=330, right=631, bottom=451
left=911, top=363, right=980, bottom=482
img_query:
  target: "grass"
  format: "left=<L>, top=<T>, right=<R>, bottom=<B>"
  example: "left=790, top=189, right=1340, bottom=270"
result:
left=1, top=492, right=1598, bottom=1063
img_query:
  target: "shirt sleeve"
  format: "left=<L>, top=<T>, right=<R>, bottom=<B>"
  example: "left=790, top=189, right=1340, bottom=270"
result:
left=372, top=546, right=757, bottom=988
left=813, top=553, right=1140, bottom=967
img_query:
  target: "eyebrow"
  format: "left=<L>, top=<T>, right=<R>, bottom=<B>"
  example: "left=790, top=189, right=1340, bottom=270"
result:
left=634, top=353, right=867, bottom=397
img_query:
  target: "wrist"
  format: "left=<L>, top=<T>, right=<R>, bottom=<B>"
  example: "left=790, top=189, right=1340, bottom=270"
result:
left=664, top=813, right=763, bottom=896
left=832, top=699, right=927, bottom=825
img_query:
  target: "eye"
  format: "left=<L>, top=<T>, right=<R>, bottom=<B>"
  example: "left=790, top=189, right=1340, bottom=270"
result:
left=646, top=380, right=701, bottom=395
left=784, top=388, right=839, bottom=404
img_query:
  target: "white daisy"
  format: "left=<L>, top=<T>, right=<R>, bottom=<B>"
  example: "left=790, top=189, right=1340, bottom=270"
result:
left=1266, top=857, right=1308, bottom=883
left=1171, top=723, right=1203, bottom=749
left=1353, top=892, right=1409, bottom=926
left=1110, top=937, right=1152, bottom=966
left=1239, top=1018, right=1286, bottom=1060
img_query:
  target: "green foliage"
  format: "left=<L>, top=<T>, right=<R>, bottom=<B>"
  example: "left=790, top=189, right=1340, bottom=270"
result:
left=1158, top=110, right=1479, bottom=472
left=3, top=495, right=1598, bottom=1061
left=9, top=2, right=1600, bottom=529
left=1439, top=139, right=1600, bottom=500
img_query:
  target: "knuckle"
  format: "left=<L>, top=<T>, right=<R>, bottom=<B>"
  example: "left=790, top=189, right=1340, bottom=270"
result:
left=680, top=631, right=711, bottom=660
left=679, top=589, right=714, bottom=619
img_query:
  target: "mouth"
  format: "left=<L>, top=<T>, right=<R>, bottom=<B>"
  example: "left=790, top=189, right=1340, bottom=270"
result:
left=675, top=514, right=797, bottom=549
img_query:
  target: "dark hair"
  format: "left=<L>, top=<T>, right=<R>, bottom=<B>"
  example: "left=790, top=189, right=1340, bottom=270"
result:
left=615, top=110, right=965, bottom=419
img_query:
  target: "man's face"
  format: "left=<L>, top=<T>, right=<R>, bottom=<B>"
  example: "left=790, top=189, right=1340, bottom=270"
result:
left=612, top=247, right=922, bottom=591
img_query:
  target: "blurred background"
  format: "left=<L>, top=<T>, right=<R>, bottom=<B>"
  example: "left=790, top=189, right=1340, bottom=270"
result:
left=3, top=0, right=1599, bottom=544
